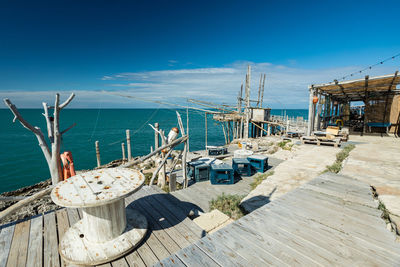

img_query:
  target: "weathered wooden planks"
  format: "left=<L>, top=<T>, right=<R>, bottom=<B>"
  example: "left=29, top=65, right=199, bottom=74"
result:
left=154, top=173, right=400, bottom=266
left=0, top=224, right=15, bottom=267
left=43, top=212, right=60, bottom=267
left=7, top=220, right=30, bottom=267
left=26, top=216, right=43, bottom=267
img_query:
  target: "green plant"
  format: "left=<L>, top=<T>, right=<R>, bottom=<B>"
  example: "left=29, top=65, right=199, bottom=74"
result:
left=162, top=185, right=170, bottom=193
left=277, top=140, right=290, bottom=148
left=283, top=143, right=294, bottom=151
left=144, top=172, right=153, bottom=185
left=209, top=193, right=246, bottom=220
left=268, top=146, right=279, bottom=154
left=325, top=162, right=342, bottom=173
left=250, top=171, right=274, bottom=190
left=324, top=144, right=356, bottom=174
left=378, top=201, right=390, bottom=223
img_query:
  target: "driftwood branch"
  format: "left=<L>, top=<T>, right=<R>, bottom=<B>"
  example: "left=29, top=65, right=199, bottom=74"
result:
left=0, top=186, right=54, bottom=221
left=4, top=99, right=41, bottom=135
left=59, top=93, right=75, bottom=109
left=149, top=148, right=174, bottom=186
left=168, top=149, right=183, bottom=174
left=61, top=123, right=76, bottom=135
left=42, top=102, right=54, bottom=141
left=120, top=135, right=188, bottom=168
left=4, top=98, right=52, bottom=163
left=149, top=124, right=167, bottom=145
left=176, top=111, right=185, bottom=135
left=176, top=111, right=188, bottom=187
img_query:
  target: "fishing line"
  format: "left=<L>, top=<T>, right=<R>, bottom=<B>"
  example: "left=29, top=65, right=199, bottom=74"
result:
left=89, top=96, right=103, bottom=141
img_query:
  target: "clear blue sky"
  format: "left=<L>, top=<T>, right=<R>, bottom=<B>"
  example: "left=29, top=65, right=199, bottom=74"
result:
left=1, top=0, right=400, bottom=108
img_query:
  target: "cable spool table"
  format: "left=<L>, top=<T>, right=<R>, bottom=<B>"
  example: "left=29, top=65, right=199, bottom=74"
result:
left=51, top=168, right=147, bottom=266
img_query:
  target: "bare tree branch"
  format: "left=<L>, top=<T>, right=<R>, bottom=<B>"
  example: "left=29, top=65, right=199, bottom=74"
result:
left=61, top=123, right=76, bottom=135
left=150, top=148, right=174, bottom=186
left=42, top=102, right=54, bottom=141
left=3, top=98, right=52, bottom=163
left=4, top=99, right=40, bottom=134
left=59, top=93, right=75, bottom=109
left=176, top=111, right=185, bottom=135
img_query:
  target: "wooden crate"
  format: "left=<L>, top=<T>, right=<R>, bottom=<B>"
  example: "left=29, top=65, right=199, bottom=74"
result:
left=210, top=164, right=234, bottom=185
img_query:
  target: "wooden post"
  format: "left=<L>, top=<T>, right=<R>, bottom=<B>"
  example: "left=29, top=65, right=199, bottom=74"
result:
left=95, top=141, right=101, bottom=167
left=121, top=143, right=126, bottom=161
left=154, top=122, right=159, bottom=150
left=176, top=111, right=188, bottom=188
left=221, top=123, right=228, bottom=144
left=307, top=86, right=315, bottom=136
left=244, top=66, right=251, bottom=139
left=126, top=129, right=132, bottom=161
left=205, top=112, right=208, bottom=149
left=186, top=108, right=190, bottom=152
left=267, top=124, right=271, bottom=136
left=260, top=74, right=266, bottom=108
left=169, top=173, right=177, bottom=192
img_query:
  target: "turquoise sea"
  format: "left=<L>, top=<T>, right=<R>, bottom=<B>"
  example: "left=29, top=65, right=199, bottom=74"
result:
left=0, top=108, right=307, bottom=193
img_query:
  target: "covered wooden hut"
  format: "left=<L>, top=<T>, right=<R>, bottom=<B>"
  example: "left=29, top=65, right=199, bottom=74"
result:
left=307, top=72, right=400, bottom=135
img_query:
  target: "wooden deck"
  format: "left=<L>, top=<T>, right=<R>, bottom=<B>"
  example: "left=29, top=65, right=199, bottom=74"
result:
left=171, top=157, right=283, bottom=212
left=0, top=186, right=205, bottom=267
left=158, top=173, right=400, bottom=266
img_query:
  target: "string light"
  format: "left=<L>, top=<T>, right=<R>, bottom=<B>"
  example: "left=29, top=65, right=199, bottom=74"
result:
left=328, top=52, right=400, bottom=84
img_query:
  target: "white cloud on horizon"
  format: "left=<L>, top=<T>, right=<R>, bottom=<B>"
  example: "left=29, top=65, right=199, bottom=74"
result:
left=2, top=61, right=398, bottom=109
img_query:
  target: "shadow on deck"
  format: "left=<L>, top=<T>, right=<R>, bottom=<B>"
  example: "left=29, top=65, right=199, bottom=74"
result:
left=0, top=186, right=205, bottom=267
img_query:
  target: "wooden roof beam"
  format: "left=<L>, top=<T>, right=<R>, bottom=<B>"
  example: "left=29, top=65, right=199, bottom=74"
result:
left=364, top=75, right=369, bottom=101
left=334, top=79, right=348, bottom=100
left=388, top=71, right=399, bottom=91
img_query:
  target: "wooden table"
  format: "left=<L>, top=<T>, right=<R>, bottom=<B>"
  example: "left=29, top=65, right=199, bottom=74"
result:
left=51, top=168, right=147, bottom=266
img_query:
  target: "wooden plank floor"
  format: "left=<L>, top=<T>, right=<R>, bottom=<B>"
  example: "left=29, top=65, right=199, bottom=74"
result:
left=171, top=157, right=283, bottom=212
left=158, top=173, right=400, bottom=266
left=0, top=186, right=205, bottom=267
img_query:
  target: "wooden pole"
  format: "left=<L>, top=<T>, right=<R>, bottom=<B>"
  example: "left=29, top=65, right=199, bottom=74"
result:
left=260, top=74, right=266, bottom=108
left=95, top=140, right=101, bottom=167
left=176, top=111, right=188, bottom=188
left=221, top=123, right=228, bottom=144
left=205, top=112, right=208, bottom=149
left=169, top=173, right=177, bottom=192
left=126, top=129, right=132, bottom=161
left=244, top=65, right=251, bottom=139
left=307, top=86, right=315, bottom=136
left=186, top=108, right=190, bottom=152
left=121, top=143, right=126, bottom=161
left=154, top=122, right=159, bottom=150
left=257, top=73, right=262, bottom=107
left=226, top=122, right=231, bottom=143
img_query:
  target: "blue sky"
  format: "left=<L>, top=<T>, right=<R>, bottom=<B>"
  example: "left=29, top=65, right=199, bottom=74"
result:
left=1, top=0, right=400, bottom=108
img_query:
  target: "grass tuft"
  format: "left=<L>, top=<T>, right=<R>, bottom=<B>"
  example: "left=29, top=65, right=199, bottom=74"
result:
left=324, top=144, right=356, bottom=174
left=250, top=171, right=275, bottom=190
left=378, top=201, right=390, bottom=223
left=209, top=193, right=246, bottom=220
left=277, top=140, right=290, bottom=148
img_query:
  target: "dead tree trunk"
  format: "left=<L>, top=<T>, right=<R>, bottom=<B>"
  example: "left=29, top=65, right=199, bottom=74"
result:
left=3, top=93, right=75, bottom=185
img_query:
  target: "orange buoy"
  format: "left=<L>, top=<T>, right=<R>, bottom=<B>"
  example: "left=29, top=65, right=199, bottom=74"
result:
left=312, top=96, right=319, bottom=104
left=60, top=151, right=76, bottom=180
